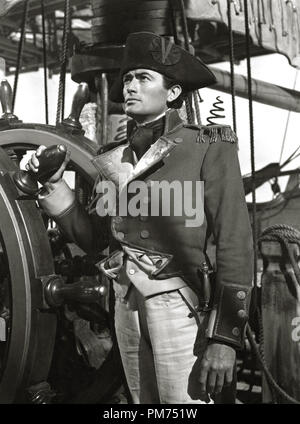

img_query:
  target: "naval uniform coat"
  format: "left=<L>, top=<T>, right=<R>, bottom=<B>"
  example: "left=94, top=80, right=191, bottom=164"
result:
left=39, top=109, right=253, bottom=349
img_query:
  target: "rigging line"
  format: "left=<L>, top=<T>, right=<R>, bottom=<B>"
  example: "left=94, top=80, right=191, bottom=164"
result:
left=193, top=91, right=202, bottom=125
left=185, top=94, right=194, bottom=124
left=244, top=0, right=258, bottom=300
left=286, top=151, right=300, bottom=164
left=279, top=69, right=298, bottom=165
left=227, top=0, right=237, bottom=133
left=168, top=0, right=178, bottom=45
left=61, top=6, right=72, bottom=122
left=56, top=0, right=70, bottom=125
left=280, top=144, right=300, bottom=169
left=178, top=0, right=195, bottom=124
left=61, top=0, right=70, bottom=121
left=12, top=0, right=29, bottom=113
left=41, top=0, right=48, bottom=125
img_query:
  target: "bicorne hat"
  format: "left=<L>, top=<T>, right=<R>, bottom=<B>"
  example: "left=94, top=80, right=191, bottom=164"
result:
left=109, top=32, right=216, bottom=103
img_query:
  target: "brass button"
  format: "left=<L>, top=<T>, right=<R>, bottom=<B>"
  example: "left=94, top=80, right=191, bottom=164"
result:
left=237, top=291, right=246, bottom=300
left=129, top=269, right=135, bottom=275
left=139, top=216, right=148, bottom=222
left=116, top=231, right=125, bottom=240
left=114, top=216, right=123, bottom=224
left=140, top=230, right=150, bottom=239
left=174, top=137, right=183, bottom=143
left=237, top=310, right=247, bottom=319
left=232, top=327, right=240, bottom=337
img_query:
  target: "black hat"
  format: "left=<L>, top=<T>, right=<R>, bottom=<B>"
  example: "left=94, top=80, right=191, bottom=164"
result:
left=109, top=32, right=216, bottom=103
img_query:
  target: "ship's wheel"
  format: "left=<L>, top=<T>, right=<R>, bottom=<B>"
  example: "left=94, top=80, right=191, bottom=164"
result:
left=0, top=84, right=123, bottom=404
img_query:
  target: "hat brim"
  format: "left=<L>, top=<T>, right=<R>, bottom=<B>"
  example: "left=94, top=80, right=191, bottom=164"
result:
left=109, top=57, right=216, bottom=103
left=108, top=32, right=216, bottom=103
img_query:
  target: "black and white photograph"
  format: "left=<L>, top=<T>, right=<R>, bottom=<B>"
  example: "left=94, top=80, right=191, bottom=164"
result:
left=0, top=0, right=299, bottom=412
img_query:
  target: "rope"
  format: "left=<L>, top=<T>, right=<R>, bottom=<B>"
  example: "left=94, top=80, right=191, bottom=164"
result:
left=56, top=0, right=71, bottom=125
left=41, top=0, right=49, bottom=125
left=244, top=0, right=258, bottom=308
left=178, top=0, right=190, bottom=52
left=12, top=0, right=29, bottom=113
left=61, top=9, right=72, bottom=120
left=260, top=223, right=300, bottom=245
left=280, top=144, right=300, bottom=169
left=178, top=0, right=195, bottom=124
left=185, top=94, right=194, bottom=124
left=259, top=224, right=300, bottom=286
left=245, top=224, right=300, bottom=404
left=193, top=91, right=202, bottom=125
left=206, top=96, right=225, bottom=125
left=279, top=70, right=298, bottom=165
left=242, top=2, right=260, bottom=400
left=246, top=323, right=300, bottom=404
left=227, top=0, right=237, bottom=133
left=168, top=0, right=179, bottom=45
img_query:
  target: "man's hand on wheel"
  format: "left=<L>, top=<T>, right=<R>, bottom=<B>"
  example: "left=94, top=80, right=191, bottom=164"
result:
left=26, top=144, right=70, bottom=190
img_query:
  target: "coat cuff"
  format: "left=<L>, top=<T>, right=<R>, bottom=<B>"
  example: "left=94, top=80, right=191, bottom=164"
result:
left=38, top=179, right=75, bottom=217
left=206, top=283, right=252, bottom=349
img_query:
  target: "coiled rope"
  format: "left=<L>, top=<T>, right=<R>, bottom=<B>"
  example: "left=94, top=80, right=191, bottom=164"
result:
left=206, top=96, right=225, bottom=125
left=259, top=224, right=300, bottom=287
left=246, top=224, right=300, bottom=404
left=246, top=322, right=300, bottom=404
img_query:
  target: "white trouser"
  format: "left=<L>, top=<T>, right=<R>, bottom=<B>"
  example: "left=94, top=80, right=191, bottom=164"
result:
left=114, top=283, right=212, bottom=404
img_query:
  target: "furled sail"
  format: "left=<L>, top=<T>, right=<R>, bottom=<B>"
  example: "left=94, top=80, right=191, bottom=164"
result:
left=186, top=0, right=300, bottom=68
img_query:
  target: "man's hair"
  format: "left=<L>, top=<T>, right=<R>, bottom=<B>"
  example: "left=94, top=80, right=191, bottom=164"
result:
left=162, top=75, right=186, bottom=109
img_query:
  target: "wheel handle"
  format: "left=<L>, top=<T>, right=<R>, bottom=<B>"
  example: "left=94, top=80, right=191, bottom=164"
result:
left=13, top=144, right=67, bottom=195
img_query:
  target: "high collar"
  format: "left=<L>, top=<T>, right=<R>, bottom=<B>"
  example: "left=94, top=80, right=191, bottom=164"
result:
left=136, top=109, right=168, bottom=127
left=92, top=109, right=183, bottom=189
left=127, top=109, right=183, bottom=140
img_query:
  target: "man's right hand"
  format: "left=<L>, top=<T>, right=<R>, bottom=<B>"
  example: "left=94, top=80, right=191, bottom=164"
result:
left=26, top=145, right=71, bottom=189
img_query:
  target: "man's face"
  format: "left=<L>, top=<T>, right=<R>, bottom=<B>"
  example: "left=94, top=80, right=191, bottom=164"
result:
left=122, top=69, right=169, bottom=124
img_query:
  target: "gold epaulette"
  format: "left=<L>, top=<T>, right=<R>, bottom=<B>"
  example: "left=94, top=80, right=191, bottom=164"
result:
left=183, top=123, right=238, bottom=144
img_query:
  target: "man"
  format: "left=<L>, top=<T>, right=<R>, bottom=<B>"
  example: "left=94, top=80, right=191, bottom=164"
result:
left=27, top=32, right=253, bottom=404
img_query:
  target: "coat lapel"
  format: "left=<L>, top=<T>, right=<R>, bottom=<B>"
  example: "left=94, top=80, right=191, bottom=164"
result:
left=91, top=110, right=184, bottom=189
left=126, top=135, right=178, bottom=185
left=91, top=143, right=134, bottom=188
left=92, top=135, right=179, bottom=190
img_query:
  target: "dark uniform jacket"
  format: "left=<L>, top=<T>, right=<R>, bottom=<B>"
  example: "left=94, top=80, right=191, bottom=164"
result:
left=43, top=109, right=253, bottom=349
